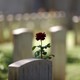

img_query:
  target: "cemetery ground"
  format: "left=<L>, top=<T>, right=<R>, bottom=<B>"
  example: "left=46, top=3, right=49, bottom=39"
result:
left=0, top=30, right=80, bottom=80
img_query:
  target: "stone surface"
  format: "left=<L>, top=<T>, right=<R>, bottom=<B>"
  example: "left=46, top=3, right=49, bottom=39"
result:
left=0, top=22, right=4, bottom=43
left=8, top=58, right=52, bottom=80
left=50, top=26, right=66, bottom=80
left=73, top=25, right=80, bottom=45
left=12, top=28, right=33, bottom=61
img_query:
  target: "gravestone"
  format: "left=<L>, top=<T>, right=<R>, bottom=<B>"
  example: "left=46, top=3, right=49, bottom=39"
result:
left=14, top=14, right=23, bottom=29
left=12, top=28, right=33, bottom=62
left=26, top=13, right=35, bottom=31
left=73, top=24, right=80, bottom=45
left=0, top=14, right=5, bottom=43
left=49, top=26, right=66, bottom=80
left=0, top=22, right=4, bottom=43
left=5, top=14, right=14, bottom=42
left=8, top=58, right=52, bottom=80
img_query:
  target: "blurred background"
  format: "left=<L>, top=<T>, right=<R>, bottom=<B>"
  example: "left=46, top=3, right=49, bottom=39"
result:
left=0, top=0, right=80, bottom=80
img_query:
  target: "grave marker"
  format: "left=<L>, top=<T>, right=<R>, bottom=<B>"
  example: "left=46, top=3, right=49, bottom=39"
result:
left=8, top=58, right=52, bottom=80
left=49, top=26, right=66, bottom=80
left=12, top=28, right=33, bottom=61
left=73, top=24, right=80, bottom=45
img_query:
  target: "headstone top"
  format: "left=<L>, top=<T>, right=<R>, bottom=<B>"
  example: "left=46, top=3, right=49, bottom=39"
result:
left=9, top=58, right=50, bottom=67
left=8, top=58, right=52, bottom=80
left=12, top=28, right=30, bottom=35
left=49, top=26, right=62, bottom=32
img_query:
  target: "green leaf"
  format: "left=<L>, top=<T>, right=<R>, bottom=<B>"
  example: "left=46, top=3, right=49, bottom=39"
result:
left=43, top=43, right=51, bottom=49
left=37, top=45, right=41, bottom=48
left=47, top=43, right=51, bottom=48
left=44, top=56, right=51, bottom=59
left=44, top=46, right=47, bottom=49
left=34, top=50, right=41, bottom=58
left=42, top=52, right=47, bottom=55
left=50, top=54, right=55, bottom=57
left=32, top=46, right=36, bottom=50
left=48, top=56, right=52, bottom=59
left=52, top=54, right=55, bottom=57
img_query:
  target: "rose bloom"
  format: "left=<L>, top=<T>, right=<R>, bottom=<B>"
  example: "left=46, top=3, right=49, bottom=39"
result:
left=36, top=32, right=46, bottom=40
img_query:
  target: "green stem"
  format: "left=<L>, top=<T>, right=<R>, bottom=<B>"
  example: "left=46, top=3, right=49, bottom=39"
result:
left=41, top=40, right=42, bottom=58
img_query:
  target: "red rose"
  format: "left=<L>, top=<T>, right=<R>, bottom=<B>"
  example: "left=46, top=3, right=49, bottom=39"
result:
left=36, top=32, right=46, bottom=40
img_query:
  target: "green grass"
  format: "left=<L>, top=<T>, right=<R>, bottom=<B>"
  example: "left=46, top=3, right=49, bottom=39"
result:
left=66, top=46, right=80, bottom=80
left=0, top=43, right=13, bottom=52
left=0, top=42, right=13, bottom=80
left=66, top=63, right=80, bottom=80
left=66, top=30, right=80, bottom=80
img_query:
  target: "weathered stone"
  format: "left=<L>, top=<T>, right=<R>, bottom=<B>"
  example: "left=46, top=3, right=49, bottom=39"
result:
left=12, top=28, right=33, bottom=61
left=73, top=25, right=80, bottom=45
left=8, top=58, right=52, bottom=80
left=0, top=22, right=4, bottom=43
left=0, top=14, right=5, bottom=43
left=49, top=26, right=66, bottom=80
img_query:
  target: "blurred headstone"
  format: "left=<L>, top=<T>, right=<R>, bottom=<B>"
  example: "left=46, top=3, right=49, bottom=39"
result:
left=0, top=13, right=5, bottom=43
left=22, top=13, right=30, bottom=28
left=8, top=58, right=52, bottom=80
left=33, top=13, right=42, bottom=31
left=5, top=14, right=14, bottom=42
left=12, top=28, right=33, bottom=62
left=26, top=13, right=35, bottom=30
left=49, top=26, right=66, bottom=80
left=73, top=23, right=80, bottom=45
left=13, top=14, right=22, bottom=29
left=0, top=22, right=4, bottom=43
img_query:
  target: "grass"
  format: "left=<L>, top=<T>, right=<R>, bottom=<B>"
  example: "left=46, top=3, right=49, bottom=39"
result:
left=0, top=43, right=13, bottom=52
left=66, top=46, right=80, bottom=80
left=66, top=63, right=80, bottom=80
left=0, top=43, right=13, bottom=80
left=66, top=30, right=80, bottom=80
